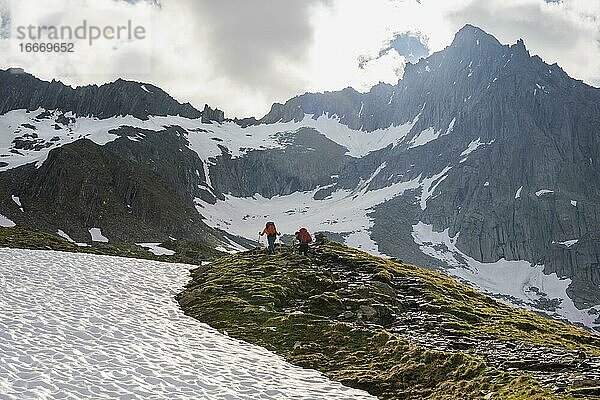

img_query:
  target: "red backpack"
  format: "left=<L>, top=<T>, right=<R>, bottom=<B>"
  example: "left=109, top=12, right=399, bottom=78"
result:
left=298, top=228, right=312, bottom=244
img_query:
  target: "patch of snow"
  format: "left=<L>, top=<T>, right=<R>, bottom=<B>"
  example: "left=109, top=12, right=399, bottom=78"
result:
left=411, top=222, right=597, bottom=328
left=556, top=239, right=578, bottom=248
left=0, top=214, right=16, bottom=227
left=345, top=230, right=386, bottom=257
left=57, top=230, right=75, bottom=243
left=11, top=196, right=21, bottom=208
left=356, top=162, right=387, bottom=193
left=195, top=176, right=422, bottom=258
left=484, top=181, right=490, bottom=187
left=223, top=236, right=248, bottom=252
left=515, top=186, right=523, bottom=199
left=183, top=113, right=420, bottom=160
left=419, top=167, right=452, bottom=210
left=535, top=189, right=554, bottom=197
left=445, top=118, right=456, bottom=135
left=571, top=200, right=577, bottom=207
left=459, top=138, right=482, bottom=158
left=387, top=91, right=395, bottom=104
left=215, top=238, right=246, bottom=254
left=202, top=161, right=213, bottom=189
left=0, top=109, right=134, bottom=171
left=408, top=127, right=440, bottom=148
left=11, top=196, right=23, bottom=212
left=89, top=228, right=108, bottom=243
left=140, top=84, right=150, bottom=93
left=137, top=243, right=176, bottom=256
left=0, top=248, right=376, bottom=400
left=458, top=138, right=494, bottom=162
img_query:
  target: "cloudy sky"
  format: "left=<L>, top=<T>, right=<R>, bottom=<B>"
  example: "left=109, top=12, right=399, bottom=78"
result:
left=0, top=0, right=599, bottom=117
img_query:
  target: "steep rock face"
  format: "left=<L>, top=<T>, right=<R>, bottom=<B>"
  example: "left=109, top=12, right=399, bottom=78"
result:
left=102, top=126, right=218, bottom=204
left=201, top=25, right=600, bottom=316
left=209, top=128, right=349, bottom=198
left=0, top=138, right=220, bottom=244
left=0, top=69, right=202, bottom=120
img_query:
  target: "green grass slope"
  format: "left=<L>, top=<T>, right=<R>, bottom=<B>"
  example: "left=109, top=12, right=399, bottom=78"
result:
left=0, top=226, right=223, bottom=264
left=177, top=237, right=600, bottom=400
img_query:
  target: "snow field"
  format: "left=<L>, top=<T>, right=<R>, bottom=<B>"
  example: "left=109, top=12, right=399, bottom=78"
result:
left=411, top=222, right=598, bottom=328
left=0, top=248, right=375, bottom=400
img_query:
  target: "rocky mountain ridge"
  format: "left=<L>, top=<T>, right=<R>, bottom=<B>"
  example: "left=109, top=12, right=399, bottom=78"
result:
left=198, top=24, right=600, bottom=327
left=0, top=24, right=598, bottom=330
left=0, top=68, right=225, bottom=122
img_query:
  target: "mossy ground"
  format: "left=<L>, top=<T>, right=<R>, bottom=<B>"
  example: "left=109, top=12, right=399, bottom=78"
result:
left=0, top=226, right=222, bottom=264
left=178, top=238, right=600, bottom=400
left=323, top=242, right=600, bottom=355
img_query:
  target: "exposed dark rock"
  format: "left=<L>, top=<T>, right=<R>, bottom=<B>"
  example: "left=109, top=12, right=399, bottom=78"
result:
left=201, top=104, right=225, bottom=124
left=0, top=138, right=222, bottom=244
left=0, top=69, right=202, bottom=120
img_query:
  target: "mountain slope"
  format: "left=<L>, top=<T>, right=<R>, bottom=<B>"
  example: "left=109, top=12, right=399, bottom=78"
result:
left=0, top=25, right=598, bottom=330
left=178, top=238, right=600, bottom=399
left=0, top=68, right=208, bottom=120
left=192, top=25, right=600, bottom=329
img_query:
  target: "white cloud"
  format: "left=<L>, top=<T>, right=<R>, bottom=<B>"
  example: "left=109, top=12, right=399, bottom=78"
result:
left=0, top=0, right=598, bottom=117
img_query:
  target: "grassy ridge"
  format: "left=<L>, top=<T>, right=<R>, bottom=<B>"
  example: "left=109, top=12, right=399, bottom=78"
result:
left=177, top=239, right=600, bottom=400
left=0, top=226, right=223, bottom=264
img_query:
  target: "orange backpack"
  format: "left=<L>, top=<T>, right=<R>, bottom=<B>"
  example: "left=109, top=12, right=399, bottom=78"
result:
left=265, top=222, right=277, bottom=235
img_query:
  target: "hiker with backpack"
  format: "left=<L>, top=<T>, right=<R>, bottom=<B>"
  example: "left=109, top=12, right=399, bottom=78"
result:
left=259, top=221, right=281, bottom=254
left=296, top=227, right=312, bottom=256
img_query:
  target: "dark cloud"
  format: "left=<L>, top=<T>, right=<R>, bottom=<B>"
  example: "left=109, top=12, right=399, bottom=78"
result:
left=188, top=0, right=330, bottom=101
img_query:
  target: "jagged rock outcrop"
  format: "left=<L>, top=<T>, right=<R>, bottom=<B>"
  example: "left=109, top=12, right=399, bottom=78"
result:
left=0, top=137, right=221, bottom=244
left=0, top=69, right=202, bottom=120
left=201, top=104, right=225, bottom=124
